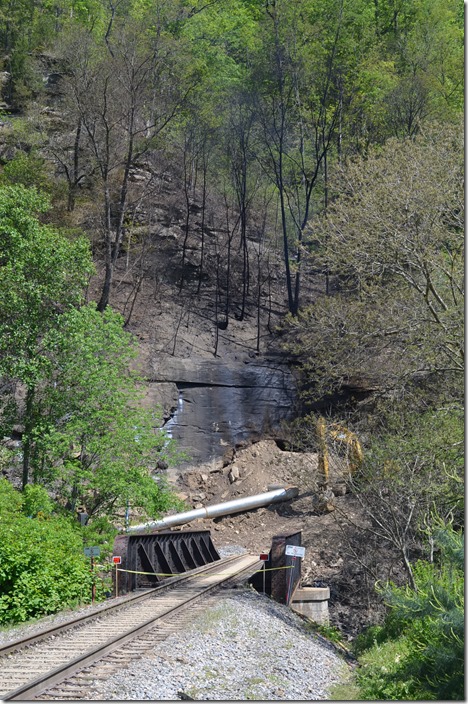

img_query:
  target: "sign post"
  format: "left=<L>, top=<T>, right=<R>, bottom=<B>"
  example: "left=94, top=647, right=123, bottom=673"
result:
left=113, top=556, right=122, bottom=598
left=286, top=556, right=296, bottom=605
left=84, top=547, right=100, bottom=603
left=260, top=552, right=268, bottom=594
left=91, top=555, right=95, bottom=603
left=284, top=545, right=305, bottom=605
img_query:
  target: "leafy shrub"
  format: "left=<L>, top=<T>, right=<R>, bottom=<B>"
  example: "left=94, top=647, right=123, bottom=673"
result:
left=355, top=523, right=464, bottom=700
left=0, top=479, right=103, bottom=625
left=21, top=483, right=54, bottom=518
left=0, top=152, right=50, bottom=191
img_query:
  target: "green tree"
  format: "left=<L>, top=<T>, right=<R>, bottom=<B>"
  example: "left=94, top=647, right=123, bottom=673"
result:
left=0, top=478, right=100, bottom=625
left=177, top=0, right=258, bottom=98
left=252, top=0, right=378, bottom=314
left=25, top=304, right=181, bottom=522
left=0, top=0, right=102, bottom=106
left=287, top=121, right=463, bottom=404
left=0, top=185, right=180, bottom=523
left=0, top=151, right=50, bottom=191
left=336, top=406, right=464, bottom=590
left=0, top=185, right=93, bottom=488
left=374, top=0, right=463, bottom=136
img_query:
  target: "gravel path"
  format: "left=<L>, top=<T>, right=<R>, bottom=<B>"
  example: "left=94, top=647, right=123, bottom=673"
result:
left=84, top=588, right=349, bottom=701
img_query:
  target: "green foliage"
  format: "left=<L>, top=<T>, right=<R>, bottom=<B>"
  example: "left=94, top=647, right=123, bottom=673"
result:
left=23, top=303, right=183, bottom=521
left=0, top=151, right=50, bottom=191
left=0, top=475, right=23, bottom=517
left=0, top=478, right=101, bottom=625
left=305, top=620, right=344, bottom=645
left=179, top=0, right=259, bottom=94
left=21, top=484, right=54, bottom=518
left=80, top=516, right=118, bottom=559
left=0, top=184, right=94, bottom=488
left=287, top=121, right=463, bottom=405
left=0, top=184, right=181, bottom=526
left=354, top=523, right=464, bottom=700
left=364, top=405, right=464, bottom=526
left=5, top=45, right=42, bottom=107
left=0, top=185, right=93, bottom=386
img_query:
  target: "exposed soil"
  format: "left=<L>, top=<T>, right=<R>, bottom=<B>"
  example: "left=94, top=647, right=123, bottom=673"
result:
left=167, top=438, right=384, bottom=638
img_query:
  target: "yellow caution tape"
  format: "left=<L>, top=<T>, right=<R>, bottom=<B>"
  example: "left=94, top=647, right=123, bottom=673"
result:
left=115, top=565, right=294, bottom=577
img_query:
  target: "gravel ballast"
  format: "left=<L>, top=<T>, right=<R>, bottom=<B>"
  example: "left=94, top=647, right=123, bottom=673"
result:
left=0, top=546, right=350, bottom=700
left=84, top=588, right=349, bottom=701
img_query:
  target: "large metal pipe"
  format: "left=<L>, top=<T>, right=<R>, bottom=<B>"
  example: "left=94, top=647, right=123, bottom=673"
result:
left=127, top=486, right=299, bottom=533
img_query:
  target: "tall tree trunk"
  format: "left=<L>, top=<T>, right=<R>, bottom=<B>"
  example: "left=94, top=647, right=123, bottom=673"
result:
left=237, top=158, right=250, bottom=321
left=98, top=104, right=135, bottom=311
left=214, top=252, right=220, bottom=356
left=179, top=133, right=193, bottom=293
left=197, top=151, right=208, bottom=294
left=22, top=386, right=35, bottom=489
left=67, top=118, right=82, bottom=212
left=278, top=179, right=294, bottom=314
left=97, top=179, right=113, bottom=311
left=223, top=195, right=233, bottom=328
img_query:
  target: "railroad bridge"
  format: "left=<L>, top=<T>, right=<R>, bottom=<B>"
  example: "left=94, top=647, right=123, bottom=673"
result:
left=113, top=528, right=319, bottom=614
left=112, top=487, right=330, bottom=623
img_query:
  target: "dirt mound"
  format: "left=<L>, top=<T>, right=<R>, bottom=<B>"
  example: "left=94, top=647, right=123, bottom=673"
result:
left=166, top=439, right=382, bottom=638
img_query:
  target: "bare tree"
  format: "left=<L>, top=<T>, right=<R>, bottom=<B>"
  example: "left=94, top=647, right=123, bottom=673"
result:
left=58, top=23, right=192, bottom=311
left=225, top=91, right=258, bottom=320
left=254, top=0, right=344, bottom=315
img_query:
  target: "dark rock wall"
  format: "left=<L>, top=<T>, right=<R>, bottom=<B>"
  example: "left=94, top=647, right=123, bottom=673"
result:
left=150, top=355, right=296, bottom=467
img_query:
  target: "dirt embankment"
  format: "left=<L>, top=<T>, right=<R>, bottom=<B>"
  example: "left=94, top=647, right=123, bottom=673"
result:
left=161, top=439, right=384, bottom=638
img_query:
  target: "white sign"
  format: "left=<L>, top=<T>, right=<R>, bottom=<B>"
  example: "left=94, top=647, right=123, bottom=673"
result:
left=285, top=544, right=305, bottom=558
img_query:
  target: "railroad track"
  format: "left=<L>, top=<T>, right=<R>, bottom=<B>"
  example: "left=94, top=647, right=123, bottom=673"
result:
left=0, top=553, right=260, bottom=701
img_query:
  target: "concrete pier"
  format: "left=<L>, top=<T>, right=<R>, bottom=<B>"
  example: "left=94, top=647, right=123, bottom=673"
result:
left=290, top=586, right=330, bottom=625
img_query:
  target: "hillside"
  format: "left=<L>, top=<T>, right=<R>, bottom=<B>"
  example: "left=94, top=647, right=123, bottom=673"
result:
left=0, top=2, right=463, bottom=696
left=96, top=248, right=386, bottom=636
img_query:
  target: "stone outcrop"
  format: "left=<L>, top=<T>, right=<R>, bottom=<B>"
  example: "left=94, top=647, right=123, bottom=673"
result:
left=149, top=354, right=296, bottom=468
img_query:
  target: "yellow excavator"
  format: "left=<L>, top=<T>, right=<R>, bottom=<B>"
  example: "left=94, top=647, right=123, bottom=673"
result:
left=316, top=416, right=363, bottom=487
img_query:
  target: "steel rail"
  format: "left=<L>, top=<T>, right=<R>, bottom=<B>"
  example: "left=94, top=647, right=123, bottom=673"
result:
left=0, top=553, right=241, bottom=658
left=2, top=554, right=260, bottom=701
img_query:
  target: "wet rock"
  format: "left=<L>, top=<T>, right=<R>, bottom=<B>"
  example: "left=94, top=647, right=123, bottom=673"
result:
left=151, top=355, right=296, bottom=467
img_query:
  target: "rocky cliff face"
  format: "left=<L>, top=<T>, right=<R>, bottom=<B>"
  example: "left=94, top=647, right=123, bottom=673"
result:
left=149, top=354, right=296, bottom=469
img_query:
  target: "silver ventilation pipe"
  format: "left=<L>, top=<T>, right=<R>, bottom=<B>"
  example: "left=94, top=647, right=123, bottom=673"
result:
left=127, top=486, right=299, bottom=533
